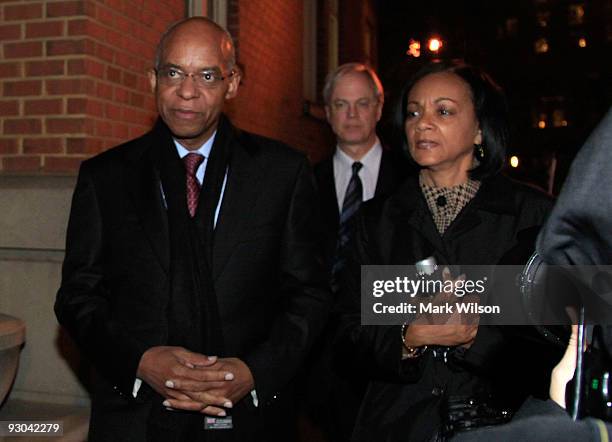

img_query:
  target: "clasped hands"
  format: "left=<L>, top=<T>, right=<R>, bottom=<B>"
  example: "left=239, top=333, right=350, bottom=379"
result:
left=403, top=268, right=480, bottom=349
left=137, top=346, right=254, bottom=416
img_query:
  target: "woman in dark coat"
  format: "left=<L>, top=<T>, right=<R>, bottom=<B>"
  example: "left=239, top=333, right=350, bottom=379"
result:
left=334, top=62, right=563, bottom=441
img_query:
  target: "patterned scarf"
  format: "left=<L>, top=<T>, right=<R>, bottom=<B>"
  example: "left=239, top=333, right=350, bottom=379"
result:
left=419, top=174, right=480, bottom=234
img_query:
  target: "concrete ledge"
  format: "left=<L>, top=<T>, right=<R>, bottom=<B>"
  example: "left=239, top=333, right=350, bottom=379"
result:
left=0, top=175, right=75, bottom=251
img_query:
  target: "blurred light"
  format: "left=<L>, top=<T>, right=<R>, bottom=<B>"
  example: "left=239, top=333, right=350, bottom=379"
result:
left=578, top=37, right=587, bottom=47
left=561, top=120, right=568, bottom=127
left=534, top=38, right=549, bottom=53
left=428, top=38, right=443, bottom=52
left=510, top=156, right=519, bottom=168
left=406, top=39, right=421, bottom=57
left=538, top=120, right=547, bottom=129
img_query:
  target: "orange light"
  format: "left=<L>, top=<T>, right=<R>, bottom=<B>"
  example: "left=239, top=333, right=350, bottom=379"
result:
left=535, top=38, right=549, bottom=53
left=406, top=39, right=421, bottom=57
left=428, top=38, right=443, bottom=52
left=538, top=120, right=546, bottom=129
left=578, top=37, right=587, bottom=48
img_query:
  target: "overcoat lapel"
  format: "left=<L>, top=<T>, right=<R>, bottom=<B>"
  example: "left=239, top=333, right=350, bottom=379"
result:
left=318, top=159, right=340, bottom=228
left=388, top=178, right=447, bottom=265
left=124, top=126, right=171, bottom=275
left=211, top=128, right=264, bottom=280
left=374, top=150, right=402, bottom=197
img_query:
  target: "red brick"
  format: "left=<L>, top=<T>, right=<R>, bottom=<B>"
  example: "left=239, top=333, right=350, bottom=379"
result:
left=67, top=18, right=86, bottom=36
left=46, top=78, right=94, bottom=95
left=104, top=102, right=122, bottom=120
left=129, top=125, right=147, bottom=138
left=23, top=137, right=64, bottom=154
left=96, top=81, right=113, bottom=99
left=0, top=100, right=19, bottom=116
left=66, top=97, right=103, bottom=116
left=67, top=58, right=104, bottom=76
left=3, top=80, right=42, bottom=96
left=66, top=97, right=86, bottom=114
left=87, top=99, right=104, bottom=116
left=95, top=4, right=114, bottom=26
left=106, top=28, right=124, bottom=48
left=73, top=19, right=105, bottom=40
left=26, top=21, right=64, bottom=38
left=4, top=118, right=42, bottom=134
left=46, top=39, right=85, bottom=56
left=115, top=51, right=139, bottom=70
left=0, top=62, right=21, bottom=78
left=129, top=92, right=146, bottom=108
left=115, top=87, right=129, bottom=103
left=122, top=108, right=149, bottom=125
left=4, top=41, right=43, bottom=58
left=112, top=123, right=129, bottom=139
left=4, top=3, right=43, bottom=21
left=44, top=156, right=84, bottom=173
left=0, top=24, right=21, bottom=40
left=46, top=1, right=85, bottom=18
left=2, top=156, right=42, bottom=172
left=26, top=60, right=65, bottom=76
left=66, top=137, right=103, bottom=154
left=24, top=98, right=63, bottom=115
left=95, top=42, right=114, bottom=63
left=95, top=119, right=113, bottom=136
left=0, top=138, right=19, bottom=155
left=106, top=66, right=121, bottom=83
left=46, top=117, right=86, bottom=134
left=115, top=14, right=132, bottom=33
left=123, top=72, right=137, bottom=88
left=86, top=59, right=105, bottom=77
left=66, top=59, right=85, bottom=75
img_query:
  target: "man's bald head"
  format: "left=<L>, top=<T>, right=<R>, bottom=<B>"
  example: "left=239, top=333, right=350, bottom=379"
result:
left=154, top=17, right=236, bottom=71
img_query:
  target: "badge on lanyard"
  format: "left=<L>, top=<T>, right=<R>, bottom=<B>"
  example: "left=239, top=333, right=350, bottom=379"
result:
left=204, top=416, right=233, bottom=430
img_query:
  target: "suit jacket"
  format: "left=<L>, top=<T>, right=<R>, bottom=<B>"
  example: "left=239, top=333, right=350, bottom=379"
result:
left=314, top=148, right=411, bottom=268
left=334, top=174, right=563, bottom=442
left=304, top=148, right=410, bottom=441
left=55, top=116, right=330, bottom=442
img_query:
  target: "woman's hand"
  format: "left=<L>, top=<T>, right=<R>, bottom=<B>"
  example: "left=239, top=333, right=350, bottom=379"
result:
left=403, top=269, right=479, bottom=348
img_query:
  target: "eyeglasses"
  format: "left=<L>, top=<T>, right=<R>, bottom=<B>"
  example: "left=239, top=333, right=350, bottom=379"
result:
left=156, top=66, right=235, bottom=89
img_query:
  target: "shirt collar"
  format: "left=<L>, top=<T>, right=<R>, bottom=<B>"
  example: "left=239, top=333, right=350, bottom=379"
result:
left=334, top=137, right=382, bottom=171
left=173, top=131, right=217, bottom=158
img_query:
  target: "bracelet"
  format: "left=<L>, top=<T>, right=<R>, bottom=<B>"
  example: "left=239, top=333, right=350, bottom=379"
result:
left=401, top=323, right=428, bottom=358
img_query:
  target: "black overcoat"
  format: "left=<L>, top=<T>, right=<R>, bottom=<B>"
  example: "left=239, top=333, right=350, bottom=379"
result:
left=55, top=116, right=330, bottom=442
left=335, top=173, right=563, bottom=442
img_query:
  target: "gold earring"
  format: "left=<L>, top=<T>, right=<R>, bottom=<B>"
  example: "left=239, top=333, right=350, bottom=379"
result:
left=474, top=143, right=485, bottom=160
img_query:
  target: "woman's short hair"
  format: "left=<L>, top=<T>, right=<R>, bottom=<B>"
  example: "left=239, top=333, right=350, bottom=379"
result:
left=394, top=61, right=509, bottom=180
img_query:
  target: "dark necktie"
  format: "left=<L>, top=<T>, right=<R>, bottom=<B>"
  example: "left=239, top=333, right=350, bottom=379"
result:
left=183, top=153, right=205, bottom=217
left=332, top=161, right=363, bottom=291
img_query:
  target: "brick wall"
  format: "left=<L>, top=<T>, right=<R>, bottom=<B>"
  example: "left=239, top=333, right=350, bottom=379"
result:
left=0, top=0, right=184, bottom=174
left=226, top=0, right=333, bottom=162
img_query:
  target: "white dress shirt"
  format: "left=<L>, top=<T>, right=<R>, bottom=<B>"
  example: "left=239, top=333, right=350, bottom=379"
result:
left=333, top=138, right=382, bottom=210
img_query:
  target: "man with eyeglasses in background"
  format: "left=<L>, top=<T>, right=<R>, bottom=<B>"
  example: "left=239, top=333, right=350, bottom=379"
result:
left=301, top=63, right=410, bottom=442
left=56, top=17, right=329, bottom=442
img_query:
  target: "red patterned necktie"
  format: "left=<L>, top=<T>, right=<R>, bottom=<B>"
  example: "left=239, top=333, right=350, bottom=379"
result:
left=183, top=152, right=205, bottom=217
